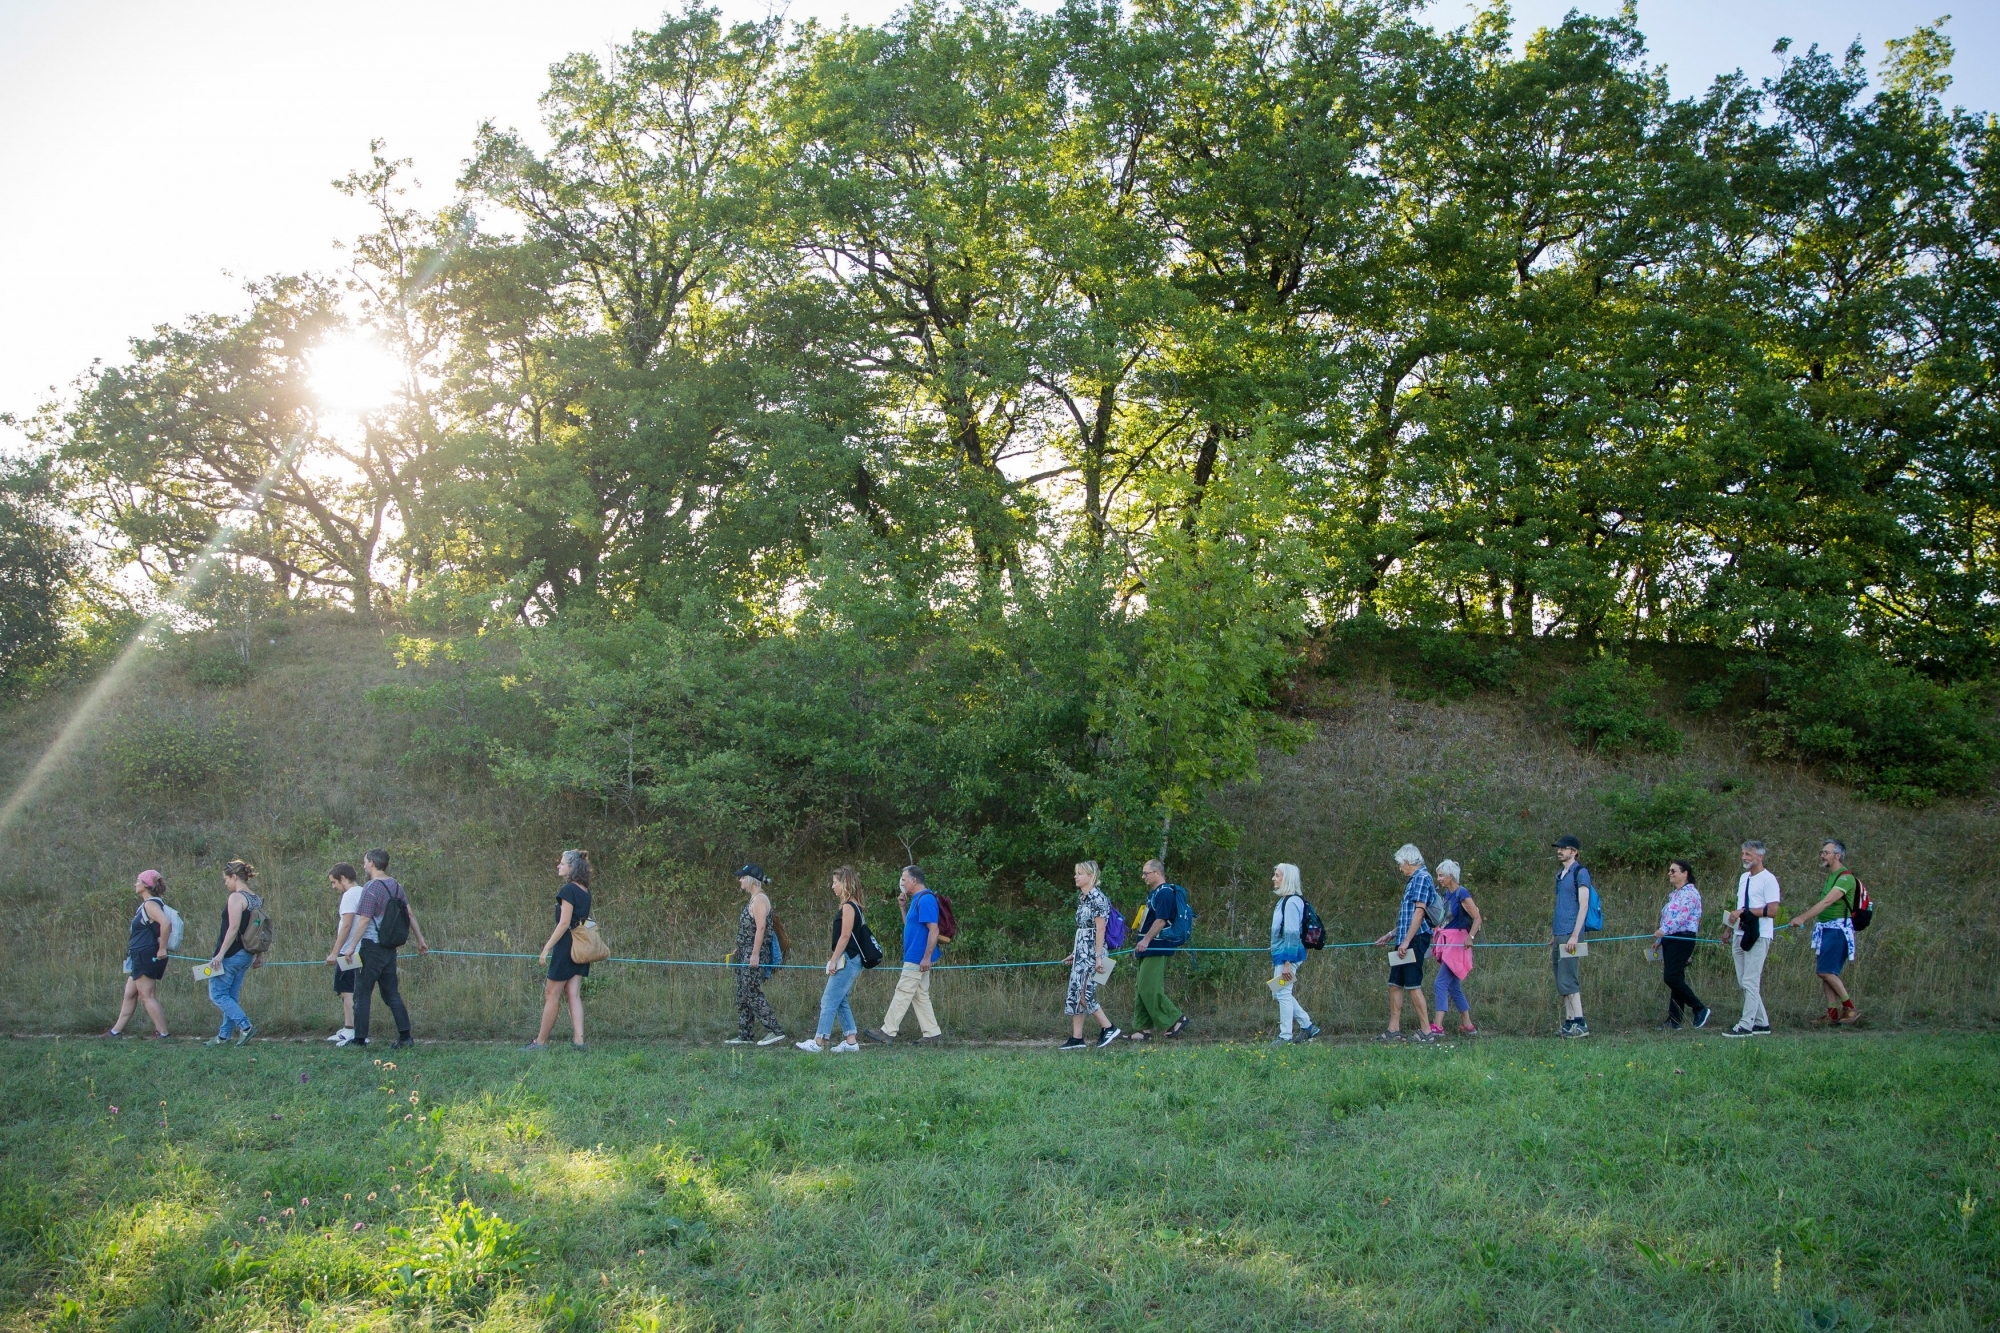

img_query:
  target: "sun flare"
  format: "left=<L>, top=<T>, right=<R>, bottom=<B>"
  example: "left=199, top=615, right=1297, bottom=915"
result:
left=310, top=331, right=403, bottom=418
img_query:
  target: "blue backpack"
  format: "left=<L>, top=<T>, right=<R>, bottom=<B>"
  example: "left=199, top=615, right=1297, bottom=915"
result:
left=1584, top=877, right=1604, bottom=932
left=1158, top=884, right=1195, bottom=947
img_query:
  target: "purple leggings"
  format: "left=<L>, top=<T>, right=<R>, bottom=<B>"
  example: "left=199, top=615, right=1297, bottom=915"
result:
left=1434, top=966, right=1469, bottom=1013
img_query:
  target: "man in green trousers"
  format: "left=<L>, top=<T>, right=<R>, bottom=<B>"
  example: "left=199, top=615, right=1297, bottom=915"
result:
left=1128, top=859, right=1191, bottom=1040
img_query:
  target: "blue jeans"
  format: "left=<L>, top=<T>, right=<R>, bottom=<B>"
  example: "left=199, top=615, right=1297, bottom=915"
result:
left=1434, top=966, right=1469, bottom=1013
left=208, top=951, right=254, bottom=1036
left=816, top=955, right=862, bottom=1039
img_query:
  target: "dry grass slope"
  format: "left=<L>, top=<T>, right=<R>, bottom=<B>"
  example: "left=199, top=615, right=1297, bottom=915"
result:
left=0, top=615, right=1990, bottom=1040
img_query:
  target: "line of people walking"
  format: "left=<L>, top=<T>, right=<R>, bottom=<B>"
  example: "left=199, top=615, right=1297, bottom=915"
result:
left=104, top=833, right=1872, bottom=1046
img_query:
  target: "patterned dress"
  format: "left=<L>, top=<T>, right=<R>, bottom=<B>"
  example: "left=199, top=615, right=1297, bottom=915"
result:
left=733, top=899, right=784, bottom=1039
left=1065, top=888, right=1112, bottom=1016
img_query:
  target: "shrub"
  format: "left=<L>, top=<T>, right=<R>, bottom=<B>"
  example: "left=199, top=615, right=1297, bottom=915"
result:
left=1594, top=776, right=1720, bottom=867
left=103, top=709, right=239, bottom=795
left=382, top=1199, right=534, bottom=1314
left=187, top=648, right=252, bottom=687
left=1553, top=656, right=1682, bottom=754
left=1755, top=650, right=1998, bottom=806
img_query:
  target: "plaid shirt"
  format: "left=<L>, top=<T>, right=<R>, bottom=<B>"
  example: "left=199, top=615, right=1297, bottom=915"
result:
left=1397, top=867, right=1440, bottom=942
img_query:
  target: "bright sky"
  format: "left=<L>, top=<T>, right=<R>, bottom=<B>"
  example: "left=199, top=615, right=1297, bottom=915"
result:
left=1, top=0, right=1991, bottom=445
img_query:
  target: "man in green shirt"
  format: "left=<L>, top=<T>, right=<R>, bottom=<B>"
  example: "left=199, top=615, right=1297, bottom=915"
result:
left=1788, top=839, right=1860, bottom=1026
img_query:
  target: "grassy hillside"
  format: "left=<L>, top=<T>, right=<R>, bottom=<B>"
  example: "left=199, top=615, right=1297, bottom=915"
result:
left=1, top=1033, right=1995, bottom=1331
left=0, top=615, right=1990, bottom=1041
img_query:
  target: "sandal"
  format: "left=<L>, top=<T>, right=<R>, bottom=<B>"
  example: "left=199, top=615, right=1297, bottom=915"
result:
left=1125, top=1030, right=1152, bottom=1042
left=1372, top=1031, right=1405, bottom=1044
left=1165, top=1015, right=1190, bottom=1038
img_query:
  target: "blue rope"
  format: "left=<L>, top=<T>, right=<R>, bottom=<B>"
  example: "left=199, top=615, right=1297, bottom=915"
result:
left=167, top=929, right=1748, bottom=974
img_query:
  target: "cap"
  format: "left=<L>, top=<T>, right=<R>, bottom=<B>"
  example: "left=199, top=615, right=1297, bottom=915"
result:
left=135, top=869, right=163, bottom=891
left=1552, top=835, right=1582, bottom=850
left=735, top=863, right=768, bottom=883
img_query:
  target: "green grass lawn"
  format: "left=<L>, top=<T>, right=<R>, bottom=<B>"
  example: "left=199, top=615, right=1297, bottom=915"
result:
left=1, top=1033, right=1994, bottom=1332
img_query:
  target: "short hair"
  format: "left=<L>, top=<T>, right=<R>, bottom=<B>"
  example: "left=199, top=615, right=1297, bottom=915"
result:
left=223, top=859, right=256, bottom=882
left=902, top=864, right=926, bottom=887
left=1436, top=859, right=1461, bottom=881
left=329, top=863, right=357, bottom=883
left=832, top=865, right=863, bottom=905
left=560, top=848, right=592, bottom=887
left=1741, top=840, right=1767, bottom=856
left=1143, top=858, right=1165, bottom=876
left=364, top=849, right=390, bottom=872
left=1075, top=860, right=1101, bottom=888
left=1275, top=863, right=1302, bottom=896
left=1394, top=843, right=1425, bottom=867
left=1823, top=839, right=1847, bottom=857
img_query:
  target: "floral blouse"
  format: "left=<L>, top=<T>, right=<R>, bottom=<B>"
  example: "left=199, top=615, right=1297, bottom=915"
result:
left=1658, top=885, right=1702, bottom=936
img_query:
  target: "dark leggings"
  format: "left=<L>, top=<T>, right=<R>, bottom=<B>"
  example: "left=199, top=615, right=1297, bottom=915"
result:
left=353, top=941, right=411, bottom=1043
left=1661, top=934, right=1703, bottom=1020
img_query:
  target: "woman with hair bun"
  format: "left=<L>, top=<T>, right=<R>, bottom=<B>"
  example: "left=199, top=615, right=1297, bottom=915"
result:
left=107, top=870, right=172, bottom=1039
left=204, top=860, right=261, bottom=1047
left=529, top=849, right=593, bottom=1051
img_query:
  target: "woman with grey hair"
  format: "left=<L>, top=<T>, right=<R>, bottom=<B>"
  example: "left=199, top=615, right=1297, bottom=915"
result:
left=1268, top=864, right=1321, bottom=1043
left=529, top=849, right=593, bottom=1050
left=1429, top=859, right=1481, bottom=1036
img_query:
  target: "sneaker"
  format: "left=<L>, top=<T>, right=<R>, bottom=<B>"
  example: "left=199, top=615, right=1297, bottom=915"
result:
left=796, top=1038, right=828, bottom=1053
left=1372, top=1031, right=1404, bottom=1044
left=1299, top=1023, right=1323, bottom=1041
left=1165, top=1015, right=1190, bottom=1039
left=831, top=1039, right=860, bottom=1053
left=391, top=1037, right=415, bottom=1049
left=916, top=1034, right=944, bottom=1045
left=233, top=1024, right=255, bottom=1046
left=1270, top=1036, right=1294, bottom=1045
left=103, top=1029, right=125, bottom=1039
left=331, top=1030, right=354, bottom=1048
left=1572, top=1021, right=1590, bottom=1039
left=1557, top=1019, right=1578, bottom=1038
left=723, top=1037, right=754, bottom=1045
left=1459, top=1023, right=1478, bottom=1036
left=147, top=1031, right=172, bottom=1041
left=1838, top=1008, right=1860, bottom=1026
left=1722, top=1025, right=1755, bottom=1038
left=1095, top=1026, right=1122, bottom=1049
left=522, top=1042, right=547, bottom=1051
left=204, top=1035, right=232, bottom=1047
left=861, top=1028, right=895, bottom=1045
left=1693, top=1008, right=1712, bottom=1029
left=1058, top=1037, right=1088, bottom=1051
left=1428, top=1023, right=1444, bottom=1036
left=570, top=1043, right=587, bottom=1052
left=1751, top=1024, right=1771, bottom=1036
left=756, top=1032, right=788, bottom=1047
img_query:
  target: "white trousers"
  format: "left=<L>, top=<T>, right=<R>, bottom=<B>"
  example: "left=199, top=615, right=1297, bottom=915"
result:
left=1272, top=964, right=1311, bottom=1037
left=881, top=962, right=940, bottom=1038
left=1732, top=933, right=1771, bottom=1029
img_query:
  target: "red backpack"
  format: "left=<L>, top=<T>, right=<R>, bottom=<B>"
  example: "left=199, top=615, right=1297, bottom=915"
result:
left=934, top=893, right=959, bottom=944
left=1850, top=878, right=1873, bottom=931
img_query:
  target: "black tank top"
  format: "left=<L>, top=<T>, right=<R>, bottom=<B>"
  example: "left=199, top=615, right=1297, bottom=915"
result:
left=127, top=900, right=161, bottom=958
left=215, top=899, right=249, bottom=958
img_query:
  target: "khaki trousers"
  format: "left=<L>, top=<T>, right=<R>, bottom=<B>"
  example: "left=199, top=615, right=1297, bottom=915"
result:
left=881, top=962, right=940, bottom=1038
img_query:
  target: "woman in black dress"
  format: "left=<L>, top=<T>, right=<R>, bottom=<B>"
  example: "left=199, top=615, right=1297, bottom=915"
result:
left=107, top=869, right=172, bottom=1038
left=530, top=849, right=593, bottom=1050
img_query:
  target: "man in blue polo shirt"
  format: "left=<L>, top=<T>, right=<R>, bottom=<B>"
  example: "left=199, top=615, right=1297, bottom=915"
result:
left=863, top=865, right=943, bottom=1045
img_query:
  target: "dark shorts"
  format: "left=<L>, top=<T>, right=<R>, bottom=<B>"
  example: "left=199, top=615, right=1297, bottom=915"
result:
left=128, top=952, right=167, bottom=981
left=1815, top=930, right=1849, bottom=975
left=1389, top=934, right=1430, bottom=990
left=1552, top=941, right=1581, bottom=996
left=334, top=965, right=357, bottom=994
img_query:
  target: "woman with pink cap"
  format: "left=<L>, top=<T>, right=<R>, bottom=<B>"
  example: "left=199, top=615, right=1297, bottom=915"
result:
left=107, top=870, right=173, bottom=1039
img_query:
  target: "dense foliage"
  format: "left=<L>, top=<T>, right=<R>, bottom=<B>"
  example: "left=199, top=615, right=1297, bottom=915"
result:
left=20, top=2, right=2000, bottom=865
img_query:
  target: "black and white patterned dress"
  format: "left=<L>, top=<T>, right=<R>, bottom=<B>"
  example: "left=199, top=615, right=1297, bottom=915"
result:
left=1065, top=888, right=1112, bottom=1016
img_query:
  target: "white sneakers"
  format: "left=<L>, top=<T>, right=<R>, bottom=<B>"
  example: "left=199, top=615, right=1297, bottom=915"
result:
left=327, top=1028, right=354, bottom=1047
left=756, top=1032, right=787, bottom=1046
left=795, top=1037, right=863, bottom=1053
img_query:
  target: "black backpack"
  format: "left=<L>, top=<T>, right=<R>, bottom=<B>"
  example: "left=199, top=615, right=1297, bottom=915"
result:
left=375, top=892, right=411, bottom=949
left=1298, top=898, right=1326, bottom=950
left=851, top=906, right=884, bottom=969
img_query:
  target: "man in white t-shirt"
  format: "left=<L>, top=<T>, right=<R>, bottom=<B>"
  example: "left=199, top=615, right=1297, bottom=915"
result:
left=1722, top=840, right=1781, bottom=1037
left=321, top=864, right=364, bottom=1046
